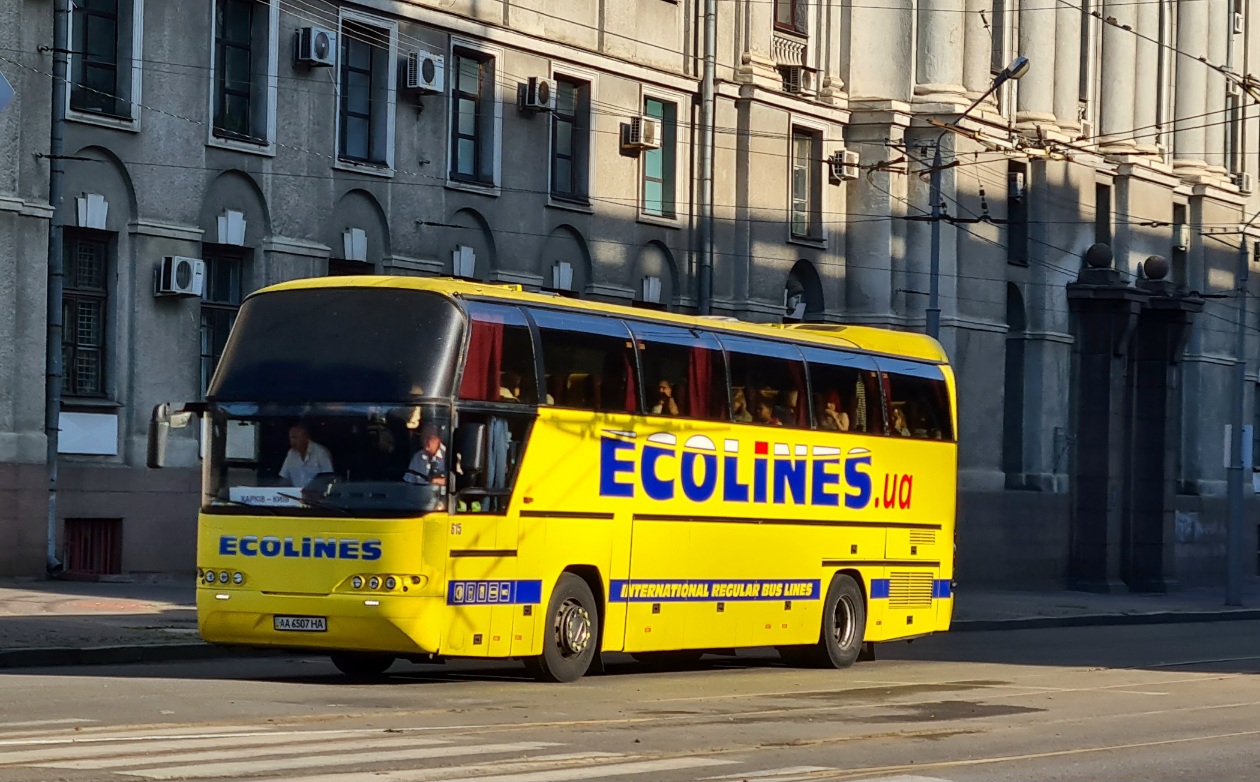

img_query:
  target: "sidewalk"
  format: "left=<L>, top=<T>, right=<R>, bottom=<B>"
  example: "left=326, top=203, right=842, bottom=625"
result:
left=0, top=575, right=1258, bottom=669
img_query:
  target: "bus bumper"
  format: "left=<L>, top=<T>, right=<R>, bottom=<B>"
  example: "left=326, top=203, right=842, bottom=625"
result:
left=197, top=590, right=444, bottom=655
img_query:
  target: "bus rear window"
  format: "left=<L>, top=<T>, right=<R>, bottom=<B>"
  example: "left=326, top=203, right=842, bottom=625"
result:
left=879, top=359, right=954, bottom=441
left=209, top=288, right=462, bottom=402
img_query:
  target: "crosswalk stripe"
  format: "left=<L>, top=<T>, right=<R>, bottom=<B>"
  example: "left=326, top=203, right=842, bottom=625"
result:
left=0, top=725, right=318, bottom=748
left=704, top=767, right=835, bottom=781
left=0, top=719, right=94, bottom=730
left=39, top=735, right=457, bottom=771
left=428, top=756, right=740, bottom=782
left=122, top=741, right=564, bottom=780
left=0, top=731, right=441, bottom=765
left=257, top=752, right=628, bottom=782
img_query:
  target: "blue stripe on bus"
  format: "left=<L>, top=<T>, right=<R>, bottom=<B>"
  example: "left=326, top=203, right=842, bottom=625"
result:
left=447, top=579, right=542, bottom=606
left=609, top=579, right=821, bottom=602
left=868, top=579, right=952, bottom=600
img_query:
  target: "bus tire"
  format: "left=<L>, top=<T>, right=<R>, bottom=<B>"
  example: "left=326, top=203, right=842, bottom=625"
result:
left=524, top=573, right=600, bottom=683
left=794, top=574, right=866, bottom=669
left=329, top=652, right=394, bottom=677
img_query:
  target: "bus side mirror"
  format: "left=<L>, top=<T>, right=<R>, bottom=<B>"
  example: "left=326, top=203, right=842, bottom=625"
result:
left=147, top=403, right=200, bottom=469
left=454, top=423, right=486, bottom=476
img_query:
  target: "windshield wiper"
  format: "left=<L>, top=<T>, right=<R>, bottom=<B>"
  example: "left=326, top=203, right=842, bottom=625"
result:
left=276, top=492, right=351, bottom=517
left=208, top=499, right=280, bottom=515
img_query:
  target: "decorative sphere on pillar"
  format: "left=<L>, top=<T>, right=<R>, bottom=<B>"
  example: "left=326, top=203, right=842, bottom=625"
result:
left=1142, top=255, right=1170, bottom=281
left=1084, top=243, right=1114, bottom=269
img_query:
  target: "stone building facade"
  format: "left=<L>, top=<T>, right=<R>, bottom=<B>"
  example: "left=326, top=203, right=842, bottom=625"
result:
left=0, top=0, right=1256, bottom=587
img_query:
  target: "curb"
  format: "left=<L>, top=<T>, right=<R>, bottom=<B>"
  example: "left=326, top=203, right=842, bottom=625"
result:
left=0, top=643, right=272, bottom=670
left=953, top=608, right=1260, bottom=632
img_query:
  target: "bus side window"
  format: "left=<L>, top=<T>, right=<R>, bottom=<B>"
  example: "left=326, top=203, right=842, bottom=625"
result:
left=459, top=302, right=539, bottom=405
left=629, top=322, right=727, bottom=420
left=800, top=347, right=882, bottom=434
left=528, top=309, right=638, bottom=414
left=718, top=335, right=810, bottom=429
left=877, top=361, right=954, bottom=441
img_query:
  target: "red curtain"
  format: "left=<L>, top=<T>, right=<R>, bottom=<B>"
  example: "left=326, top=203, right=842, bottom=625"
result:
left=788, top=362, right=808, bottom=427
left=458, top=320, right=504, bottom=401
left=687, top=347, right=712, bottom=419
left=623, top=349, right=638, bottom=413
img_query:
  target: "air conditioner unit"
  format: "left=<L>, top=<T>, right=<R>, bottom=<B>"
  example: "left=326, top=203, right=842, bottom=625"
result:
left=295, top=26, right=336, bottom=67
left=625, top=115, right=662, bottom=150
left=155, top=256, right=205, bottom=297
left=1227, top=78, right=1242, bottom=97
left=521, top=77, right=556, bottom=112
left=828, top=149, right=860, bottom=182
left=1172, top=223, right=1191, bottom=251
left=1234, top=11, right=1245, bottom=34
left=403, top=50, right=444, bottom=92
left=1078, top=118, right=1095, bottom=143
left=1008, top=170, right=1027, bottom=201
left=1236, top=171, right=1254, bottom=194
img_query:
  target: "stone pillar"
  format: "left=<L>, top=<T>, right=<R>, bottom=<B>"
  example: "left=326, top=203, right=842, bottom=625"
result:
left=844, top=109, right=911, bottom=325
left=916, top=0, right=967, bottom=101
left=734, top=0, right=782, bottom=89
left=1125, top=267, right=1203, bottom=592
left=1204, top=0, right=1229, bottom=172
left=1173, top=0, right=1210, bottom=172
left=1099, top=0, right=1137, bottom=147
left=1067, top=252, right=1149, bottom=592
left=1132, top=0, right=1161, bottom=151
left=1053, top=1, right=1083, bottom=131
left=1016, top=0, right=1058, bottom=128
left=963, top=0, right=994, bottom=97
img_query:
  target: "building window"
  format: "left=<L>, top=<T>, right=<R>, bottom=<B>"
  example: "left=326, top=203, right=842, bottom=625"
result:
left=62, top=232, right=110, bottom=397
left=1172, top=203, right=1188, bottom=287
left=642, top=97, right=677, bottom=218
left=212, top=0, right=274, bottom=143
left=451, top=50, right=496, bottom=185
left=1225, top=93, right=1243, bottom=173
left=551, top=77, right=591, bottom=203
left=990, top=0, right=1007, bottom=73
left=775, top=0, right=807, bottom=34
left=200, top=250, right=245, bottom=395
left=790, top=128, right=821, bottom=239
left=70, top=0, right=138, bottom=118
left=1008, top=162, right=1029, bottom=266
left=1095, top=182, right=1112, bottom=247
left=338, top=19, right=393, bottom=166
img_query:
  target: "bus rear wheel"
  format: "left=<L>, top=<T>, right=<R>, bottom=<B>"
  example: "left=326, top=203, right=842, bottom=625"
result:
left=524, top=573, right=600, bottom=683
left=784, top=574, right=866, bottom=669
left=330, top=652, right=394, bottom=677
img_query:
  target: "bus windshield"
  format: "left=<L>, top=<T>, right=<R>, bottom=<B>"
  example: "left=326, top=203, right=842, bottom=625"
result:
left=203, top=402, right=453, bottom=517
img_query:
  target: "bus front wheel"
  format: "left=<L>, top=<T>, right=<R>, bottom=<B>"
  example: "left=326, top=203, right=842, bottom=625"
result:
left=329, top=652, right=394, bottom=677
left=524, top=573, right=600, bottom=683
left=786, top=574, right=866, bottom=669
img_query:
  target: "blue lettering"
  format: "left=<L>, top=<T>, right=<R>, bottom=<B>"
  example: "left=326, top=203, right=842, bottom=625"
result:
left=301, top=537, right=312, bottom=557
left=845, top=454, right=873, bottom=509
left=219, top=536, right=238, bottom=556
left=361, top=540, right=382, bottom=561
left=283, top=538, right=300, bottom=557
left=811, top=459, right=841, bottom=506
left=681, top=452, right=718, bottom=502
left=773, top=459, right=807, bottom=504
left=642, top=445, right=675, bottom=501
left=313, top=539, right=336, bottom=559
left=239, top=536, right=258, bottom=556
left=722, top=455, right=749, bottom=502
left=339, top=540, right=360, bottom=559
left=599, top=436, right=635, bottom=498
left=259, top=537, right=281, bottom=557
left=753, top=458, right=768, bottom=504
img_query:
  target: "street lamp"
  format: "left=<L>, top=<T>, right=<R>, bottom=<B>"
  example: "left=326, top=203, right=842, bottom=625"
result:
left=1226, top=214, right=1258, bottom=606
left=926, top=56, right=1031, bottom=340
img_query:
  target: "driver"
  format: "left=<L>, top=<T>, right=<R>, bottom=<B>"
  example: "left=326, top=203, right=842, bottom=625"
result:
left=404, top=425, right=447, bottom=487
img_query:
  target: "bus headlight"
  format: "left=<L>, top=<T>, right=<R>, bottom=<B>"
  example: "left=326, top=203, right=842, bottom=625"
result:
left=219, top=571, right=229, bottom=584
left=368, top=576, right=381, bottom=590
left=351, top=576, right=363, bottom=589
left=205, top=571, right=216, bottom=584
left=232, top=572, right=244, bottom=585
left=384, top=577, right=397, bottom=590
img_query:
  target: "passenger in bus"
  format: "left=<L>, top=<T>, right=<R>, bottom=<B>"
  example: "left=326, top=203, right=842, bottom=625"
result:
left=279, top=423, right=334, bottom=489
left=499, top=371, right=523, bottom=402
left=404, top=425, right=447, bottom=487
left=891, top=406, right=912, bottom=436
left=651, top=379, right=680, bottom=416
left=731, top=388, right=753, bottom=423
left=753, top=398, right=781, bottom=426
left=775, top=389, right=799, bottom=425
left=818, top=391, right=850, bottom=432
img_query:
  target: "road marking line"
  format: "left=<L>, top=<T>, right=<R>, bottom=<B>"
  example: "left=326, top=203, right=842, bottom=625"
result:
left=121, top=741, right=563, bottom=780
left=0, top=732, right=445, bottom=765
left=703, top=766, right=834, bottom=780
left=256, top=752, right=627, bottom=782
left=0, top=719, right=94, bottom=729
left=0, top=725, right=444, bottom=748
left=37, top=735, right=455, bottom=770
left=429, top=756, right=739, bottom=782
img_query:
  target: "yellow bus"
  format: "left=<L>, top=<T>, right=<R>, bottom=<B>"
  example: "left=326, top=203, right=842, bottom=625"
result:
left=150, top=276, right=957, bottom=682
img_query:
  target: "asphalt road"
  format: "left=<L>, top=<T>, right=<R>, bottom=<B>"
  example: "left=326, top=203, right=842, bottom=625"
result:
left=0, top=621, right=1257, bottom=782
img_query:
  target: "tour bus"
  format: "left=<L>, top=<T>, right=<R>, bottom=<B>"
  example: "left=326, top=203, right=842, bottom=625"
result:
left=150, top=276, right=957, bottom=682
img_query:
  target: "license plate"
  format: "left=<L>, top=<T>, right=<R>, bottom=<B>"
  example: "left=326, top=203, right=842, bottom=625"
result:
left=274, top=615, right=327, bottom=632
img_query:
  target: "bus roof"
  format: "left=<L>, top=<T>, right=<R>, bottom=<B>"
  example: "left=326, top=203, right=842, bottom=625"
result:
left=257, top=276, right=949, bottom=365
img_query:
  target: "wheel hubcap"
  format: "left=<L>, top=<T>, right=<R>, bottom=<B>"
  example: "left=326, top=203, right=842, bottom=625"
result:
left=832, top=594, right=856, bottom=648
left=555, top=598, right=591, bottom=657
